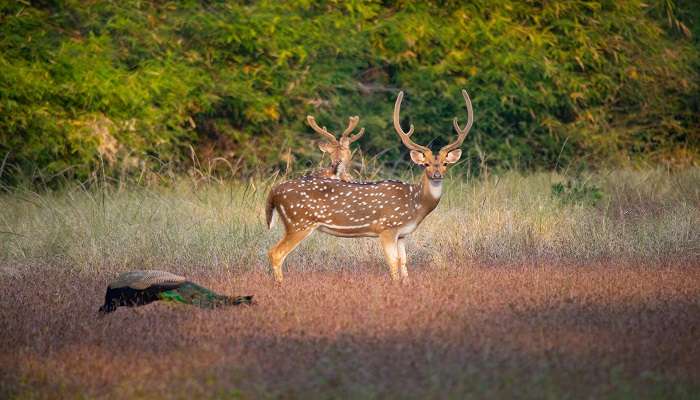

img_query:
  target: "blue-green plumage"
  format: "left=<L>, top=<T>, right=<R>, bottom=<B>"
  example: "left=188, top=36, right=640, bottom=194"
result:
left=157, top=282, right=252, bottom=307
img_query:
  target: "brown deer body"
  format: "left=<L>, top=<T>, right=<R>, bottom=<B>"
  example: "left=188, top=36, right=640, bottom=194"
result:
left=307, top=115, right=364, bottom=181
left=266, top=90, right=473, bottom=282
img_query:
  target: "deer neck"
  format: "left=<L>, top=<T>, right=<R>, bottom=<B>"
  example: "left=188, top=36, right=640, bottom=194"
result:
left=415, top=173, right=443, bottom=216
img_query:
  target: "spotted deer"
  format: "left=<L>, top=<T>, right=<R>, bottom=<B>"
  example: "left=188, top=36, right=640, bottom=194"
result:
left=266, top=90, right=473, bottom=282
left=307, top=115, right=365, bottom=181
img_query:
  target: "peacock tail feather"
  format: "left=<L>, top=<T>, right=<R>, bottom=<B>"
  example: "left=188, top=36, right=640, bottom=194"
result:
left=158, top=288, right=188, bottom=304
left=158, top=282, right=254, bottom=308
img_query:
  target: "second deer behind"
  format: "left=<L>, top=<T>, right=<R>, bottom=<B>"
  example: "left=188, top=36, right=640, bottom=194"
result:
left=307, top=115, right=365, bottom=181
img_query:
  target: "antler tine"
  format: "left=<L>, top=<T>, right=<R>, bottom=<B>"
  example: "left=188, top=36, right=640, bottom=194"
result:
left=341, top=115, right=365, bottom=143
left=393, top=91, right=430, bottom=153
left=348, top=127, right=365, bottom=143
left=340, top=116, right=360, bottom=138
left=441, top=89, right=474, bottom=154
left=307, top=115, right=338, bottom=144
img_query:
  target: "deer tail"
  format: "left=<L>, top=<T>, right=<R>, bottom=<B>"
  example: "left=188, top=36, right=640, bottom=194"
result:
left=265, top=190, right=276, bottom=229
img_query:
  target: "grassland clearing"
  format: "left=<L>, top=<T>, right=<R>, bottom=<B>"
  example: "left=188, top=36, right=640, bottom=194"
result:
left=1, top=169, right=698, bottom=398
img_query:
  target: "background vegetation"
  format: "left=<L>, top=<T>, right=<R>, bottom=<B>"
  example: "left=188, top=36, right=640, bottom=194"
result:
left=1, top=0, right=699, bottom=186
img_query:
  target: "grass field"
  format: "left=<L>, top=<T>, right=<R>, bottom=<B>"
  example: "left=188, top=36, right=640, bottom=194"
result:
left=1, top=169, right=699, bottom=398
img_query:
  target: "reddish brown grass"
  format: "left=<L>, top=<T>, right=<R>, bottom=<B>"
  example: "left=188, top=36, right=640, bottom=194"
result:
left=1, top=261, right=699, bottom=399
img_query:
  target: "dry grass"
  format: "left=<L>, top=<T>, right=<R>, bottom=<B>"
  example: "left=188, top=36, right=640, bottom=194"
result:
left=1, top=263, right=699, bottom=399
left=1, top=168, right=698, bottom=271
left=1, top=169, right=699, bottom=398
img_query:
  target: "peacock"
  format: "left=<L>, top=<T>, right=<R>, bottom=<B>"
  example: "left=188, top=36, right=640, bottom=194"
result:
left=98, top=270, right=253, bottom=314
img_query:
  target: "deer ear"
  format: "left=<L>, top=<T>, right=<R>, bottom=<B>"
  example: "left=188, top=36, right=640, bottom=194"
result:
left=445, top=149, right=462, bottom=164
left=410, top=150, right=426, bottom=165
left=318, top=142, right=335, bottom=153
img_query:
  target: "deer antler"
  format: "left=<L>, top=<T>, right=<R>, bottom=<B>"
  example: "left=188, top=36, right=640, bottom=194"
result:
left=308, top=115, right=365, bottom=145
left=341, top=116, right=365, bottom=144
left=441, top=89, right=473, bottom=154
left=307, top=115, right=337, bottom=144
left=341, top=116, right=359, bottom=137
left=348, top=127, right=365, bottom=143
left=393, top=91, right=431, bottom=153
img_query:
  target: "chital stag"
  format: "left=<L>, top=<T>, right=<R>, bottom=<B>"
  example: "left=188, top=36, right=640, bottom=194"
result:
left=265, top=90, right=473, bottom=282
left=307, top=115, right=365, bottom=181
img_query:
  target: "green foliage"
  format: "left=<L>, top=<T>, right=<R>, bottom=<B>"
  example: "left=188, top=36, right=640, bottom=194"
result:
left=552, top=178, right=603, bottom=206
left=1, top=0, right=698, bottom=185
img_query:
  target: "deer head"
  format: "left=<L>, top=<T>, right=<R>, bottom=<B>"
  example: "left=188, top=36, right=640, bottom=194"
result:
left=307, top=115, right=365, bottom=180
left=393, top=90, right=473, bottom=182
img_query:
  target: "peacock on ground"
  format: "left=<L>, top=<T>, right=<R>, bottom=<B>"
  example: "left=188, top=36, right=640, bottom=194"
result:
left=98, top=270, right=253, bottom=314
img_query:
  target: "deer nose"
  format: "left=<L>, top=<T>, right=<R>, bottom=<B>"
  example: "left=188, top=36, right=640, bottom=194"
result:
left=431, top=171, right=443, bottom=179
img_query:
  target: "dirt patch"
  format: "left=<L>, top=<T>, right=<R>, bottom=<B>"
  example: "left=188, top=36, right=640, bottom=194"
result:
left=1, top=262, right=699, bottom=398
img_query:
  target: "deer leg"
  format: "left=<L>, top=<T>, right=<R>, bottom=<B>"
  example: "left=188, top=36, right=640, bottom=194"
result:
left=268, top=227, right=315, bottom=283
left=397, top=238, right=408, bottom=281
left=379, top=231, right=400, bottom=281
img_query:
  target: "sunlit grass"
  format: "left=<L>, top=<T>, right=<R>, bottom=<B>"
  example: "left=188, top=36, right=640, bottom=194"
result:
left=1, top=168, right=697, bottom=275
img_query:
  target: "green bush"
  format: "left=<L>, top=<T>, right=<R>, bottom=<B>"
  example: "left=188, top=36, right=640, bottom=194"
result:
left=551, top=179, right=603, bottom=206
left=1, top=1, right=698, bottom=186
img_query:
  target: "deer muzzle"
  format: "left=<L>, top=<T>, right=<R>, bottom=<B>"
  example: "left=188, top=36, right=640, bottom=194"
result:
left=429, top=171, right=443, bottom=180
